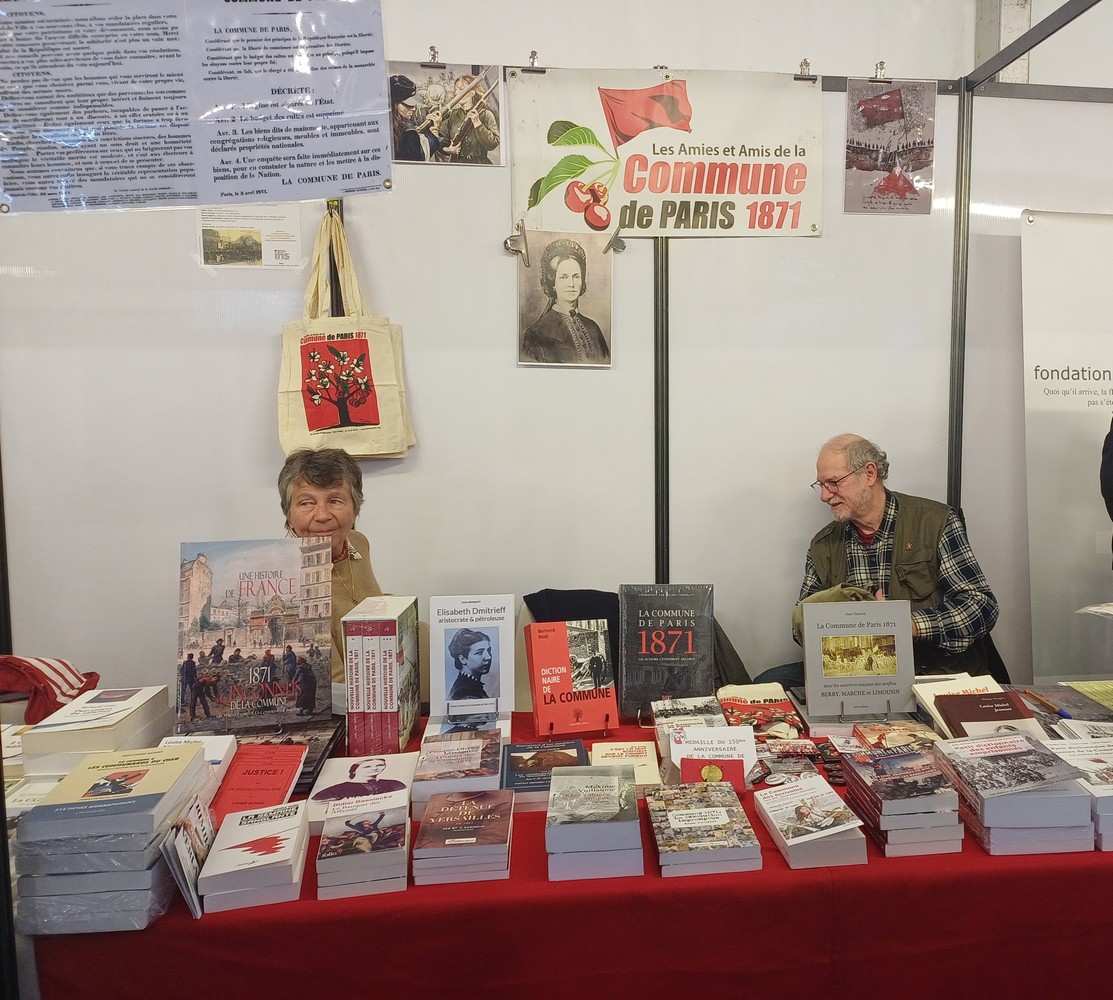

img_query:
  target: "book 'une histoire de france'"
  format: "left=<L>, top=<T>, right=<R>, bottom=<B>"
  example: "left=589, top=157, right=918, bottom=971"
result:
left=177, top=537, right=335, bottom=733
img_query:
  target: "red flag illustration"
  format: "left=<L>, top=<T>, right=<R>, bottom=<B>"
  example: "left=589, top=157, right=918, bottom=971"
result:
left=597, top=81, right=692, bottom=147
left=225, top=834, right=288, bottom=857
left=856, top=88, right=904, bottom=127
left=875, top=167, right=917, bottom=199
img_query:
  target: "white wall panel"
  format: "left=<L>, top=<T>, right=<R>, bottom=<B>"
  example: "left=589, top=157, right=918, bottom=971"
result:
left=0, top=0, right=999, bottom=690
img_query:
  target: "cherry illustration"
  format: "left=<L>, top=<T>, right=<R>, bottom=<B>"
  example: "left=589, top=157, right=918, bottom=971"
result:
left=583, top=202, right=611, bottom=231
left=587, top=182, right=609, bottom=206
left=564, top=181, right=593, bottom=213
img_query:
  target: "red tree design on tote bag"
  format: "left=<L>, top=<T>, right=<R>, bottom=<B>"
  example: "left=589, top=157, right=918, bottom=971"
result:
left=300, top=334, right=381, bottom=431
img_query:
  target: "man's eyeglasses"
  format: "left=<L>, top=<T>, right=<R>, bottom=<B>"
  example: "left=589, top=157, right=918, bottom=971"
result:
left=810, top=467, right=864, bottom=495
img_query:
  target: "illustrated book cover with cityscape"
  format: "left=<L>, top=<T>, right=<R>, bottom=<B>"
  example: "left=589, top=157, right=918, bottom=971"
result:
left=177, top=538, right=333, bottom=734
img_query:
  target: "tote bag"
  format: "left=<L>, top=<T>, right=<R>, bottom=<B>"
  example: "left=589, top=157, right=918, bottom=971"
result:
left=278, top=210, right=415, bottom=457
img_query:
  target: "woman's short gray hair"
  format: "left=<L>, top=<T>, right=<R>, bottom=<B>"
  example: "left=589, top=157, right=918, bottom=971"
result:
left=278, top=448, right=364, bottom=526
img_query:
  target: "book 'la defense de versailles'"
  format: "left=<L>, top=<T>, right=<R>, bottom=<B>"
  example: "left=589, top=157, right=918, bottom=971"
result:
left=177, top=538, right=334, bottom=735
left=427, top=596, right=515, bottom=738
left=618, top=584, right=715, bottom=723
left=801, top=600, right=915, bottom=718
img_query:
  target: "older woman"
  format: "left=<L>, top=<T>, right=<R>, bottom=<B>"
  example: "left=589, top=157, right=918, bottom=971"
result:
left=278, top=448, right=383, bottom=685
left=520, top=238, right=610, bottom=366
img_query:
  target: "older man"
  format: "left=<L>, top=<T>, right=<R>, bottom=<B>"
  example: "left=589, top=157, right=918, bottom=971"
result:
left=757, top=434, right=1000, bottom=685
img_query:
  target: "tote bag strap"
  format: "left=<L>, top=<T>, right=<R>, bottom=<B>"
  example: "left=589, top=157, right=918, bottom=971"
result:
left=302, top=210, right=369, bottom=320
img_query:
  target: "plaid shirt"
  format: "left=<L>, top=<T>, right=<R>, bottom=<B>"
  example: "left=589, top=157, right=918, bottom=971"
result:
left=800, top=491, right=999, bottom=653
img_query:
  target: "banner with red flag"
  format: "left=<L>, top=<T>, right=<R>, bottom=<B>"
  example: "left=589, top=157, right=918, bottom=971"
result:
left=508, top=68, right=822, bottom=238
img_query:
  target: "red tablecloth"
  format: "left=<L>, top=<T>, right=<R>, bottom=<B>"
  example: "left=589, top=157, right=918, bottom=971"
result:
left=33, top=717, right=1113, bottom=1000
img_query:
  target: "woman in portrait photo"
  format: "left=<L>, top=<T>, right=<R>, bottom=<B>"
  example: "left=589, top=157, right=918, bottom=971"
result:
left=447, top=628, right=495, bottom=701
left=311, top=758, right=406, bottom=801
left=521, top=238, right=610, bottom=366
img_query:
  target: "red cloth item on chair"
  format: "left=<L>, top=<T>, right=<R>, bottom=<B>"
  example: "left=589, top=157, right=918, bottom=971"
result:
left=0, top=656, right=99, bottom=724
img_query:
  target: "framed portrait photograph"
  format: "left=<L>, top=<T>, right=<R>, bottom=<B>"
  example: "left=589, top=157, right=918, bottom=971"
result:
left=518, top=229, right=613, bottom=368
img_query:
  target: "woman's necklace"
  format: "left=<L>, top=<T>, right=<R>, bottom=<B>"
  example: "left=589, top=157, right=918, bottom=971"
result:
left=333, top=547, right=359, bottom=605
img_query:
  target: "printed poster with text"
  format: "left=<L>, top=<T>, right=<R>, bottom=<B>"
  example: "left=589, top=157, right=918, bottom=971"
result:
left=507, top=69, right=821, bottom=238
left=0, top=0, right=391, bottom=213
left=1021, top=210, right=1113, bottom=679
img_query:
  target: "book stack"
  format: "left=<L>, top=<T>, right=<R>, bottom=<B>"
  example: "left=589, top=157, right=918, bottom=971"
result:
left=208, top=742, right=308, bottom=829
left=5, top=776, right=62, bottom=828
left=544, top=765, right=643, bottom=881
left=645, top=782, right=762, bottom=877
left=850, top=719, right=941, bottom=752
left=411, top=789, right=514, bottom=885
left=316, top=794, right=411, bottom=898
left=411, top=729, right=502, bottom=819
left=13, top=743, right=206, bottom=933
left=588, top=741, right=659, bottom=797
left=841, top=744, right=963, bottom=857
left=501, top=739, right=588, bottom=812
left=158, top=734, right=237, bottom=807
left=934, top=734, right=1092, bottom=855
left=753, top=772, right=867, bottom=869
left=19, top=686, right=173, bottom=777
left=752, top=738, right=823, bottom=785
left=649, top=695, right=727, bottom=764
left=1044, top=737, right=1113, bottom=850
left=912, top=673, right=1003, bottom=735
left=932, top=690, right=1045, bottom=740
left=2, top=722, right=28, bottom=778
left=234, top=715, right=348, bottom=795
left=307, top=751, right=419, bottom=834
left=159, top=794, right=217, bottom=919
left=197, top=800, right=310, bottom=912
left=341, top=596, right=422, bottom=755
left=1058, top=719, right=1113, bottom=739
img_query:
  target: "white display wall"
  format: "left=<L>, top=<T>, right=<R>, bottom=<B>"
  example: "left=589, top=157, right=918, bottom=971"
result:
left=5, top=0, right=1113, bottom=693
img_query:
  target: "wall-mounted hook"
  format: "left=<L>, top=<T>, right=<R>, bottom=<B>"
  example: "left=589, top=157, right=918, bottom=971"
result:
left=503, top=220, right=531, bottom=267
left=795, top=58, right=817, bottom=82
left=421, top=45, right=446, bottom=69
